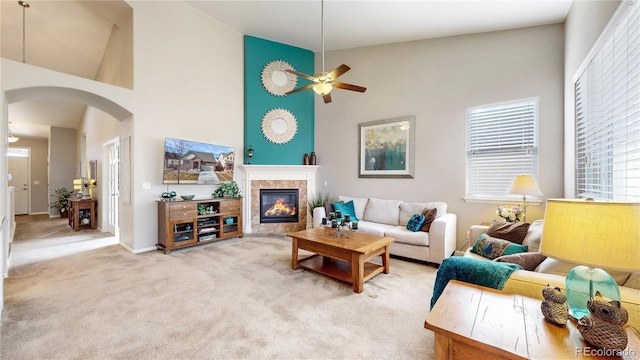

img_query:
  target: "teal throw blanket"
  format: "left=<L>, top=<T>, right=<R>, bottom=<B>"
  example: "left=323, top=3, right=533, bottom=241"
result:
left=430, top=257, right=523, bottom=310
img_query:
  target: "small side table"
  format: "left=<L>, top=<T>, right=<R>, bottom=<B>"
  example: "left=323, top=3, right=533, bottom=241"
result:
left=68, top=198, right=96, bottom=231
left=425, top=280, right=639, bottom=359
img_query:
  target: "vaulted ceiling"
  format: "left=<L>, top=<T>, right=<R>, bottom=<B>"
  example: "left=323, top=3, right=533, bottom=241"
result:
left=1, top=0, right=132, bottom=139
left=1, top=0, right=572, bottom=139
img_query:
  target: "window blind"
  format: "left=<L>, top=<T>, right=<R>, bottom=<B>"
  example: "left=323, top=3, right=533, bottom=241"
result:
left=575, top=1, right=640, bottom=200
left=466, top=98, right=539, bottom=199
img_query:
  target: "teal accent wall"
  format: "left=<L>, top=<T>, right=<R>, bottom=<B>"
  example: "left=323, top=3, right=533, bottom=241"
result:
left=244, top=36, right=315, bottom=165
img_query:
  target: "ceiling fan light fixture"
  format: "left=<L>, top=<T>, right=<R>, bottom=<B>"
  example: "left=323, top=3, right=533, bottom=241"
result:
left=283, top=0, right=365, bottom=104
left=8, top=123, right=20, bottom=143
left=313, top=82, right=333, bottom=96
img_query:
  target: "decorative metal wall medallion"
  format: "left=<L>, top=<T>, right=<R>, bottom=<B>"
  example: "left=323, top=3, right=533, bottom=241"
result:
left=261, top=60, right=298, bottom=96
left=261, top=108, right=298, bottom=144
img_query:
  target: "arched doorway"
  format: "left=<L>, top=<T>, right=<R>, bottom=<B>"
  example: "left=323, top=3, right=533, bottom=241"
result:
left=1, top=60, right=134, bottom=291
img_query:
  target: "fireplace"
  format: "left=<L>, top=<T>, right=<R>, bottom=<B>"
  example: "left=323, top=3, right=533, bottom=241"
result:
left=241, top=164, right=318, bottom=233
left=260, top=189, right=299, bottom=224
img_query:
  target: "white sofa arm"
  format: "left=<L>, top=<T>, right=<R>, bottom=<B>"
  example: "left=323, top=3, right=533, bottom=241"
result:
left=428, top=213, right=457, bottom=264
left=469, top=225, right=489, bottom=245
left=312, top=207, right=326, bottom=228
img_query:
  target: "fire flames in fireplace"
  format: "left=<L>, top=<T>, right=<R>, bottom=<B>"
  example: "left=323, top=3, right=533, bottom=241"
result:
left=264, top=198, right=297, bottom=217
left=260, top=188, right=299, bottom=224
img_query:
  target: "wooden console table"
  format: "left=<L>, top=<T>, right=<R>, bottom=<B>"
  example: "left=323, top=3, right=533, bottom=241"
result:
left=425, top=280, right=639, bottom=359
left=68, top=198, right=96, bottom=231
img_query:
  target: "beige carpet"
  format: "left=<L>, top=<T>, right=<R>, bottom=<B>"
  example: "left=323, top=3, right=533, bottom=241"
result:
left=1, top=217, right=438, bottom=359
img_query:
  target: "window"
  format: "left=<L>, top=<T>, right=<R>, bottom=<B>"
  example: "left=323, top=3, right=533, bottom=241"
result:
left=466, top=98, right=539, bottom=201
left=575, top=1, right=640, bottom=200
left=7, top=148, right=28, bottom=157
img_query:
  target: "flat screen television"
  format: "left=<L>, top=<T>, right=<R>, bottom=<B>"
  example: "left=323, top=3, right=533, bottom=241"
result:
left=163, top=137, right=235, bottom=185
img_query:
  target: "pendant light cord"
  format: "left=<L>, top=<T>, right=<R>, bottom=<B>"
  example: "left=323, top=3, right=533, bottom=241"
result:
left=19, top=1, right=30, bottom=63
left=320, top=0, right=325, bottom=74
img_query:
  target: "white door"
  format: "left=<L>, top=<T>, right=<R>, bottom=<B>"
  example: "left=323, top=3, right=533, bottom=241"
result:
left=105, top=141, right=119, bottom=235
left=8, top=149, right=29, bottom=215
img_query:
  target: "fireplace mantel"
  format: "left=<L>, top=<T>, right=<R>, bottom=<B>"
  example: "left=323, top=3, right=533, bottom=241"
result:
left=239, top=165, right=319, bottom=233
left=240, top=165, right=319, bottom=178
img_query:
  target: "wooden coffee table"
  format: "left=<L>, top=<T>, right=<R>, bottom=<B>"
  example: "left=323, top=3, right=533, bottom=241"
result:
left=288, top=227, right=395, bottom=293
left=425, top=280, right=640, bottom=359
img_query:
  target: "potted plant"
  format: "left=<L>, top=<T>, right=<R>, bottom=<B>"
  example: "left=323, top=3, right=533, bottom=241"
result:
left=212, top=180, right=241, bottom=197
left=307, top=192, right=332, bottom=219
left=50, top=187, right=76, bottom=218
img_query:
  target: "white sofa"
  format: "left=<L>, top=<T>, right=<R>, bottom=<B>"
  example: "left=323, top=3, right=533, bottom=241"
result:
left=465, top=220, right=640, bottom=329
left=312, top=195, right=457, bottom=264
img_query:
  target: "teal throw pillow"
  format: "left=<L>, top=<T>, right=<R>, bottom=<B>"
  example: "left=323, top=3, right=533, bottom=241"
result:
left=332, top=200, right=358, bottom=221
left=406, top=213, right=426, bottom=232
left=471, top=234, right=528, bottom=260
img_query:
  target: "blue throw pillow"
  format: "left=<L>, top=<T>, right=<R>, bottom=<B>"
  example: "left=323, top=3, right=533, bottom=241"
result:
left=332, top=200, right=358, bottom=221
left=406, top=213, right=426, bottom=232
left=471, top=234, right=528, bottom=260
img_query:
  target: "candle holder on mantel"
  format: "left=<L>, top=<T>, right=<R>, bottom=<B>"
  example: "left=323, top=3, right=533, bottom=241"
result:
left=322, top=211, right=357, bottom=238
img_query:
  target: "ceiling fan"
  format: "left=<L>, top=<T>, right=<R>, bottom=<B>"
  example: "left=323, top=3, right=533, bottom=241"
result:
left=285, top=0, right=366, bottom=104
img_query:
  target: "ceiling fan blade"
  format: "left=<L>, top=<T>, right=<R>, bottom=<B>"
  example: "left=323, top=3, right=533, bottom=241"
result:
left=285, top=84, right=314, bottom=95
left=333, top=82, right=366, bottom=93
left=327, top=64, right=350, bottom=81
left=323, top=93, right=332, bottom=103
left=284, top=69, right=316, bottom=82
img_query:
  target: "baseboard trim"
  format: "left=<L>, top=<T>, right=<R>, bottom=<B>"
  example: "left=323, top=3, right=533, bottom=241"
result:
left=119, top=242, right=156, bottom=254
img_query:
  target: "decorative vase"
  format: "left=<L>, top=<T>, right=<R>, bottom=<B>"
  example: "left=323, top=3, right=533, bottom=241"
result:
left=310, top=151, right=317, bottom=165
left=303, top=153, right=309, bottom=165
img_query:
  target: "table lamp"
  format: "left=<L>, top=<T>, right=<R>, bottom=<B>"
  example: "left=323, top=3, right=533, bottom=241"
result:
left=539, top=199, right=640, bottom=320
left=73, top=178, right=83, bottom=192
left=507, top=175, right=543, bottom=222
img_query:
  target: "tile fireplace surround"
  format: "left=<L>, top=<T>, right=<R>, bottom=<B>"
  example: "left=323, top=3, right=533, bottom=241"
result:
left=239, top=165, right=319, bottom=233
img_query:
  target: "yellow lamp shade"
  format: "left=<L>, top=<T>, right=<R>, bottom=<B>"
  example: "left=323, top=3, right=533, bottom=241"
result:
left=507, top=175, right=543, bottom=196
left=540, top=199, right=640, bottom=271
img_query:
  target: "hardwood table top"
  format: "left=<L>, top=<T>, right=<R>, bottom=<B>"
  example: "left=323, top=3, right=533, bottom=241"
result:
left=425, top=280, right=639, bottom=359
left=68, top=197, right=95, bottom=203
left=287, top=227, right=395, bottom=254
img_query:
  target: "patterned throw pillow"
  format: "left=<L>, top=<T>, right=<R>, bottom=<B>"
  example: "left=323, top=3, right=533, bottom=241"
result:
left=471, top=234, right=528, bottom=260
left=407, top=214, right=426, bottom=232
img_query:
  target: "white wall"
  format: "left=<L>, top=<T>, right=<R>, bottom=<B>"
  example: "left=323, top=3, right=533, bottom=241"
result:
left=0, top=0, right=622, bottom=256
left=79, top=106, right=121, bottom=230
left=95, top=9, right=134, bottom=90
left=128, top=1, right=244, bottom=251
left=315, top=24, right=565, bottom=250
left=49, top=127, right=77, bottom=216
left=563, top=0, right=621, bottom=196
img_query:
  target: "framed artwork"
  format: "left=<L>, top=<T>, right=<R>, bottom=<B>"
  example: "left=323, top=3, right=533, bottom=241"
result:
left=359, top=115, right=415, bottom=178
